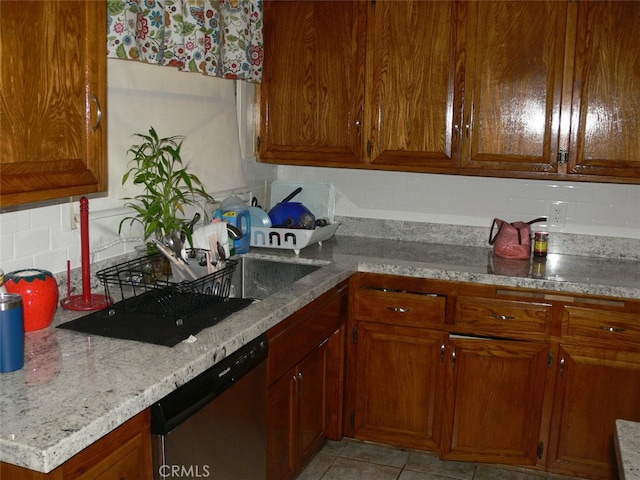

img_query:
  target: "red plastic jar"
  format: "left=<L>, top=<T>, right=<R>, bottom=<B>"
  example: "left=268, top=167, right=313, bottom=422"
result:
left=5, top=269, right=59, bottom=332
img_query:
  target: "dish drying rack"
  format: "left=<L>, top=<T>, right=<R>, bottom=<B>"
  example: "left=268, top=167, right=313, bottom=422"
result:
left=96, top=254, right=238, bottom=320
left=250, top=223, right=340, bottom=255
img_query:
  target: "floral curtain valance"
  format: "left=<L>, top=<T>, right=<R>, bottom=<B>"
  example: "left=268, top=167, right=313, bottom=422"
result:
left=106, top=0, right=263, bottom=83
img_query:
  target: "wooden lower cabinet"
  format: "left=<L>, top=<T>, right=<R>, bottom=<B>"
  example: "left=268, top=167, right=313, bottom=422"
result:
left=346, top=273, right=640, bottom=479
left=268, top=330, right=342, bottom=480
left=441, top=337, right=552, bottom=466
left=351, top=322, right=447, bottom=451
left=266, top=282, right=348, bottom=480
left=0, top=410, right=152, bottom=480
left=546, top=345, right=640, bottom=479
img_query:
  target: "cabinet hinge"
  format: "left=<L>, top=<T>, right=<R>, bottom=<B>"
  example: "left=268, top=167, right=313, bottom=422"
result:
left=352, top=325, right=358, bottom=344
left=537, top=441, right=544, bottom=459
left=547, top=350, right=554, bottom=368
left=350, top=411, right=355, bottom=427
left=256, top=135, right=261, bottom=150
left=558, top=149, right=568, bottom=166
left=371, top=0, right=376, bottom=7
left=366, top=140, right=372, bottom=157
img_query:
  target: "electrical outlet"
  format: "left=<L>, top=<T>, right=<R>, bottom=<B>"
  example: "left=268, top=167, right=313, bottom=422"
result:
left=68, top=199, right=78, bottom=231
left=549, top=201, right=567, bottom=228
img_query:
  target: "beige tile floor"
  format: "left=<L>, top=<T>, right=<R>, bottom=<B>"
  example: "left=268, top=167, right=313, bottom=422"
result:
left=298, top=438, right=588, bottom=480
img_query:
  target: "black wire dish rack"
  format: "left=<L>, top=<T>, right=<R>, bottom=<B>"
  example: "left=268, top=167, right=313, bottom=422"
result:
left=96, top=253, right=238, bottom=322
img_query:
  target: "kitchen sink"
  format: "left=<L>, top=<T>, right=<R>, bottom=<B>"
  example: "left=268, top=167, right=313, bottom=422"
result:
left=230, top=257, right=322, bottom=300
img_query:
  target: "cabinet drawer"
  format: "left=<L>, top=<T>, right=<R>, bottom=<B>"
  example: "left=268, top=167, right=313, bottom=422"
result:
left=455, top=297, right=552, bottom=339
left=354, top=288, right=446, bottom=328
left=562, top=306, right=640, bottom=348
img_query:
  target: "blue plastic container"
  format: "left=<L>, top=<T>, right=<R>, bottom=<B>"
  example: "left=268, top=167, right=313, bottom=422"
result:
left=221, top=194, right=251, bottom=254
left=0, top=293, right=24, bottom=373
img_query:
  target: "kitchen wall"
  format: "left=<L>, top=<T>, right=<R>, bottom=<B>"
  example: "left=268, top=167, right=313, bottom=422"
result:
left=274, top=165, right=640, bottom=239
left=0, top=60, right=255, bottom=275
left=1, top=79, right=639, bottom=277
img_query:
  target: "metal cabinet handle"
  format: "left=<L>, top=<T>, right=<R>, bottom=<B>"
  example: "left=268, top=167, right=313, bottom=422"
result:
left=440, top=344, right=446, bottom=362
left=297, top=372, right=304, bottom=397
left=600, top=326, right=627, bottom=333
left=451, top=349, right=457, bottom=370
left=92, top=94, right=102, bottom=132
left=490, top=313, right=516, bottom=320
left=388, top=306, right=410, bottom=313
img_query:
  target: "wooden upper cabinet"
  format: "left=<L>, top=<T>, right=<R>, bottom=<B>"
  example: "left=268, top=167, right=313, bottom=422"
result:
left=565, top=1, right=640, bottom=181
left=259, top=0, right=366, bottom=166
left=259, top=0, right=639, bottom=184
left=0, top=0, right=108, bottom=207
left=461, top=1, right=567, bottom=176
left=366, top=1, right=458, bottom=169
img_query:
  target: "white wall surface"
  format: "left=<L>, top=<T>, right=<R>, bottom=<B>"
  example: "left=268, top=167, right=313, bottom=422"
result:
left=0, top=60, right=250, bottom=275
left=274, top=165, right=640, bottom=239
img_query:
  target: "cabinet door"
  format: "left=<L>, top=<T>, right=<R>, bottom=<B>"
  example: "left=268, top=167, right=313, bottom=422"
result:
left=366, top=0, right=459, bottom=169
left=297, top=338, right=330, bottom=470
left=547, top=345, right=640, bottom=479
left=461, top=1, right=566, bottom=176
left=267, top=371, right=296, bottom=480
left=0, top=0, right=107, bottom=207
left=259, top=0, right=366, bottom=166
left=267, top=334, right=339, bottom=480
left=352, top=321, right=447, bottom=451
left=566, top=1, right=640, bottom=180
left=442, top=337, right=550, bottom=466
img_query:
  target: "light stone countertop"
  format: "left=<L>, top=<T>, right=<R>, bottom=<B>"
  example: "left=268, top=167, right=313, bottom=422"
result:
left=616, top=420, right=640, bottom=480
left=1, top=234, right=639, bottom=473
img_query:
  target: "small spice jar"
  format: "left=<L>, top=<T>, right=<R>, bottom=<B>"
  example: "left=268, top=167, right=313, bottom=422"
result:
left=533, top=231, right=549, bottom=257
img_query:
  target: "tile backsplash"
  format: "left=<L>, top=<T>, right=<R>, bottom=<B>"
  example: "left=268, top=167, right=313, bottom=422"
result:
left=276, top=165, right=640, bottom=238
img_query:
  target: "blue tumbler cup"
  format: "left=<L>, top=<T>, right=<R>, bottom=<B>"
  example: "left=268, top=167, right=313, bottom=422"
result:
left=0, top=293, right=24, bottom=373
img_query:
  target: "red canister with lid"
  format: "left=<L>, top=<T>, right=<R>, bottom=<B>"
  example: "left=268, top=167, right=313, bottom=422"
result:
left=5, top=269, right=59, bottom=332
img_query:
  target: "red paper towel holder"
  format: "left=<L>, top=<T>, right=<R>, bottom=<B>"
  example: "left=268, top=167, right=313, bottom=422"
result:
left=60, top=197, right=112, bottom=311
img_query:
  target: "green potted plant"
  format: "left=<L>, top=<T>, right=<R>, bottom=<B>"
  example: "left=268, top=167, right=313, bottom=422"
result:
left=119, top=126, right=214, bottom=248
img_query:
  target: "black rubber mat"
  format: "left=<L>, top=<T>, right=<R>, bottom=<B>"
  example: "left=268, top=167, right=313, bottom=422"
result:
left=58, top=294, right=255, bottom=347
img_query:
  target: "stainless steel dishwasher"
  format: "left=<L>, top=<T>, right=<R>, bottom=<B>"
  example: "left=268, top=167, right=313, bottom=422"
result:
left=150, top=334, right=269, bottom=480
